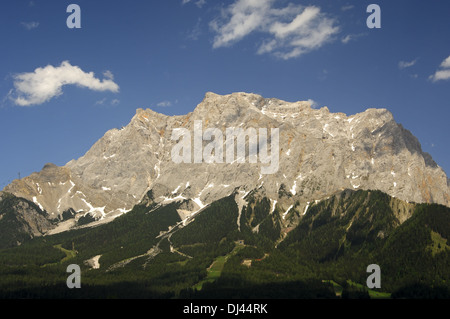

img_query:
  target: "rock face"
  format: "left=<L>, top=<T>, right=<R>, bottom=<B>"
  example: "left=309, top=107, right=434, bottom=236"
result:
left=0, top=191, right=55, bottom=248
left=3, top=92, right=450, bottom=230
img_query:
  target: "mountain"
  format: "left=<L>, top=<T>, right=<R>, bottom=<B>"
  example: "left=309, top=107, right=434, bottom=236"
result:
left=2, top=92, right=449, bottom=238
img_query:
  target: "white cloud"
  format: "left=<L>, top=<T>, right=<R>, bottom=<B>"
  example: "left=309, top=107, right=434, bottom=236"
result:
left=211, top=0, right=271, bottom=48
left=187, top=18, right=202, bottom=40
left=11, top=61, right=119, bottom=106
left=210, top=0, right=339, bottom=59
left=103, top=70, right=115, bottom=80
left=156, top=99, right=179, bottom=107
left=341, top=5, right=355, bottom=11
left=341, top=33, right=365, bottom=44
left=157, top=100, right=172, bottom=107
left=341, top=35, right=352, bottom=44
left=195, top=0, right=206, bottom=8
left=21, top=21, right=39, bottom=30
left=307, top=99, right=319, bottom=109
left=398, top=59, right=417, bottom=69
left=440, top=55, right=450, bottom=69
left=429, top=55, right=450, bottom=82
left=318, top=69, right=328, bottom=81
left=182, top=0, right=206, bottom=8
left=429, top=69, right=450, bottom=82
left=269, top=6, right=321, bottom=39
left=95, top=98, right=107, bottom=105
left=95, top=98, right=120, bottom=106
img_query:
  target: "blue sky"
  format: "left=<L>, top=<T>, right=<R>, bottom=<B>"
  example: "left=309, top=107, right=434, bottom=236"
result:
left=0, top=0, right=449, bottom=188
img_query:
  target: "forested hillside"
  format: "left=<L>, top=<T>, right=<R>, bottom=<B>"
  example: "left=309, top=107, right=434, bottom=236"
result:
left=0, top=189, right=449, bottom=299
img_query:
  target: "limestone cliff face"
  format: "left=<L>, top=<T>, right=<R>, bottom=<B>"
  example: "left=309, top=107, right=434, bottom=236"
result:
left=0, top=192, right=55, bottom=248
left=3, top=92, right=449, bottom=231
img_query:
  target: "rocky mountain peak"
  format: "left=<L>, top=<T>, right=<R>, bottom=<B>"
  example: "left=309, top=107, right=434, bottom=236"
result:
left=3, top=92, right=449, bottom=235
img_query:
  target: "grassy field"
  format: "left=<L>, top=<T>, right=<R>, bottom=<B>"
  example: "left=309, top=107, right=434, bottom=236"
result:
left=54, top=244, right=77, bottom=263
left=193, top=256, right=226, bottom=290
left=323, top=279, right=391, bottom=299
left=41, top=244, right=77, bottom=268
left=193, top=243, right=245, bottom=290
left=347, top=280, right=391, bottom=299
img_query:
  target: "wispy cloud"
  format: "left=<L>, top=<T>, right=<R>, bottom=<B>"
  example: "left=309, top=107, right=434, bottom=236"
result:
left=341, top=5, right=355, bottom=11
left=156, top=99, right=179, bottom=108
left=210, top=0, right=339, bottom=60
left=429, top=69, right=450, bottom=82
left=187, top=18, right=202, bottom=40
left=182, top=0, right=206, bottom=8
left=196, top=0, right=206, bottom=8
left=21, top=21, right=39, bottom=30
left=307, top=99, right=319, bottom=109
left=317, top=69, right=328, bottom=81
left=95, top=98, right=120, bottom=106
left=157, top=100, right=172, bottom=107
left=429, top=55, right=450, bottom=82
left=103, top=70, right=115, bottom=80
left=341, top=33, right=366, bottom=44
left=341, top=35, right=352, bottom=44
left=398, top=59, right=417, bottom=69
left=95, top=98, right=107, bottom=105
left=11, top=61, right=119, bottom=106
left=439, top=56, right=450, bottom=69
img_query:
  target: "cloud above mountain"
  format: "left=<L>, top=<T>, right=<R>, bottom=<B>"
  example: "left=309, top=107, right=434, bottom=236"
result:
left=11, top=61, right=119, bottom=106
left=429, top=55, right=450, bottom=82
left=398, top=59, right=418, bottom=70
left=210, top=0, right=339, bottom=59
left=21, top=21, right=39, bottom=30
